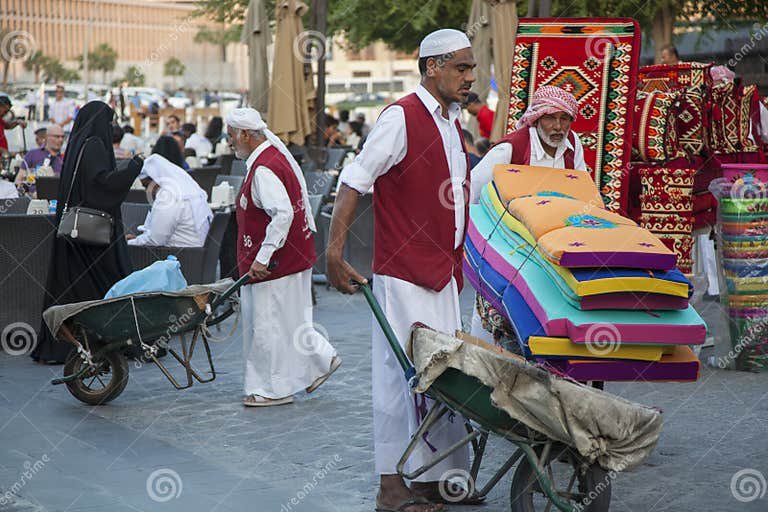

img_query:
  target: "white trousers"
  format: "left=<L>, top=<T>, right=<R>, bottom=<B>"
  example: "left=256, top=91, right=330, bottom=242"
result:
left=241, top=269, right=337, bottom=399
left=372, top=274, right=469, bottom=481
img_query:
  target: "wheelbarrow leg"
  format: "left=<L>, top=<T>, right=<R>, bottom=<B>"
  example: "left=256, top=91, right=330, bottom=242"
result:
left=397, top=401, right=482, bottom=481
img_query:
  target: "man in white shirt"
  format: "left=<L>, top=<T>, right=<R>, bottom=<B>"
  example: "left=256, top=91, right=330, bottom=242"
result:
left=126, top=154, right=212, bottom=247
left=328, top=29, right=477, bottom=512
left=225, top=108, right=340, bottom=408
left=181, top=122, right=213, bottom=158
left=119, top=124, right=145, bottom=155
left=468, top=85, right=587, bottom=344
left=49, top=84, right=75, bottom=131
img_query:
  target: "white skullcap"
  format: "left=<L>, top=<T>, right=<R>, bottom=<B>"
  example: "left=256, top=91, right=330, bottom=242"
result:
left=224, top=108, right=267, bottom=131
left=224, top=108, right=316, bottom=232
left=419, top=29, right=471, bottom=58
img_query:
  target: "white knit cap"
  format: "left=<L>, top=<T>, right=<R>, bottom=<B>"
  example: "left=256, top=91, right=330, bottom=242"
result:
left=224, top=108, right=316, bottom=232
left=419, top=29, right=471, bottom=58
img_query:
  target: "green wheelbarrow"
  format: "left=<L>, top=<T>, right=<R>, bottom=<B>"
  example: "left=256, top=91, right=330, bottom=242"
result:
left=46, top=275, right=251, bottom=406
left=357, top=282, right=613, bottom=512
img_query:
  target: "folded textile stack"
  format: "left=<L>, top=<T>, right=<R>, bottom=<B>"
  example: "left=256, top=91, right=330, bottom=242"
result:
left=711, top=176, right=768, bottom=371
left=465, top=164, right=705, bottom=382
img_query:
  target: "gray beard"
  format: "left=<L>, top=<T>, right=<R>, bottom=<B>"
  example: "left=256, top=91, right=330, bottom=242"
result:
left=536, top=124, right=566, bottom=149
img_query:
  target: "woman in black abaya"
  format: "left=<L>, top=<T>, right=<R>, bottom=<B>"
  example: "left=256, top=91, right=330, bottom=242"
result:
left=33, top=102, right=143, bottom=364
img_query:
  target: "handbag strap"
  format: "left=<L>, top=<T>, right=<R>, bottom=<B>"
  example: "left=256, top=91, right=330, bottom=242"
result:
left=62, top=136, right=97, bottom=211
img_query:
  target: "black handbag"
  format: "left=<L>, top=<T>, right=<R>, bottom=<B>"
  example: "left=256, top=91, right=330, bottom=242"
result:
left=56, top=137, right=114, bottom=246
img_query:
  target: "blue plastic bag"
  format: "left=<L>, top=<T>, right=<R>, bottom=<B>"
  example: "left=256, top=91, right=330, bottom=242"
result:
left=104, top=256, right=188, bottom=299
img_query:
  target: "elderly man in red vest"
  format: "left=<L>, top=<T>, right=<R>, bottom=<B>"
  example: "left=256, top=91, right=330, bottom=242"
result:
left=468, top=85, right=588, bottom=345
left=327, top=29, right=478, bottom=512
left=226, top=108, right=341, bottom=408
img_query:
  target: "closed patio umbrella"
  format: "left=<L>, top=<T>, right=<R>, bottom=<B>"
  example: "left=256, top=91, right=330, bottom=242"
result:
left=241, top=0, right=270, bottom=113
left=489, top=0, right=519, bottom=142
left=267, top=0, right=313, bottom=146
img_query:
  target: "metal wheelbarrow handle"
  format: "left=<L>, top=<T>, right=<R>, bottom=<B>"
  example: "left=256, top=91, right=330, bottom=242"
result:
left=352, top=280, right=417, bottom=384
left=210, top=261, right=278, bottom=310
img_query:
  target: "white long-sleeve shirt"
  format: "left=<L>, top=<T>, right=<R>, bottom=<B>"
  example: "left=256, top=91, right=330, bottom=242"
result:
left=244, top=141, right=295, bottom=265
left=128, top=199, right=210, bottom=247
left=340, top=84, right=467, bottom=249
left=469, top=127, right=587, bottom=203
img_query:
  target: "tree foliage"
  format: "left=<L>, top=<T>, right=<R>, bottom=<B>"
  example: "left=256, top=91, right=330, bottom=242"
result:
left=77, top=42, right=118, bottom=81
left=23, top=50, right=49, bottom=82
left=42, top=58, right=80, bottom=83
left=164, top=57, right=186, bottom=78
left=193, top=0, right=768, bottom=57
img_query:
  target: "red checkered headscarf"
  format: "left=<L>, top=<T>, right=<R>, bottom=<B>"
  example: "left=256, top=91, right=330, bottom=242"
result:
left=515, top=86, right=579, bottom=129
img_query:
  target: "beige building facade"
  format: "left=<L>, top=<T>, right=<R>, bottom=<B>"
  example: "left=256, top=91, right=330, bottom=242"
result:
left=0, top=0, right=248, bottom=90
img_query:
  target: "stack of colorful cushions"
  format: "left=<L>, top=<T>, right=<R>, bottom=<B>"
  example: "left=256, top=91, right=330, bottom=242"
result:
left=711, top=176, right=768, bottom=371
left=465, top=164, right=706, bottom=382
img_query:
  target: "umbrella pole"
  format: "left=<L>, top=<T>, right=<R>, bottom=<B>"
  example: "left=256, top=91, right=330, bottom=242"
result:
left=313, top=0, right=327, bottom=147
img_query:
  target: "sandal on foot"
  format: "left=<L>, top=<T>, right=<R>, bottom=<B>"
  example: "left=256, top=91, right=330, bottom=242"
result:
left=306, top=356, right=342, bottom=393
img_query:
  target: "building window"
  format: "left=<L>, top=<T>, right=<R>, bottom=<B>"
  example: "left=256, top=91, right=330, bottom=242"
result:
left=352, top=71, right=371, bottom=78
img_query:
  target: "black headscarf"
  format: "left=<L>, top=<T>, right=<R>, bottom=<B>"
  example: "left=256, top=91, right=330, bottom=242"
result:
left=152, top=134, right=186, bottom=169
left=56, top=101, right=116, bottom=217
left=60, top=101, right=116, bottom=183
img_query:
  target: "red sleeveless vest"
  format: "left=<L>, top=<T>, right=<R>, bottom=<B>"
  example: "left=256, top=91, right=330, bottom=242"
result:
left=494, top=127, right=576, bottom=168
left=372, top=92, right=470, bottom=292
left=236, top=145, right=316, bottom=283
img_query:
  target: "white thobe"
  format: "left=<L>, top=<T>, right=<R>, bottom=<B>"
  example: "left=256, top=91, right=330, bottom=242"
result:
left=468, top=127, right=587, bottom=341
left=340, top=85, right=469, bottom=480
left=185, top=133, right=213, bottom=158
left=127, top=200, right=209, bottom=247
left=241, top=141, right=337, bottom=399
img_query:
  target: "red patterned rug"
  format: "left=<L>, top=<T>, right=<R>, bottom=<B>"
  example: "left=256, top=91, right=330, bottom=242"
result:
left=504, top=18, right=641, bottom=215
left=638, top=167, right=696, bottom=273
left=638, top=63, right=713, bottom=158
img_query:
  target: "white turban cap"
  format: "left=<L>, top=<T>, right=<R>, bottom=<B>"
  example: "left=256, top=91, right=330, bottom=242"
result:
left=419, top=29, right=471, bottom=58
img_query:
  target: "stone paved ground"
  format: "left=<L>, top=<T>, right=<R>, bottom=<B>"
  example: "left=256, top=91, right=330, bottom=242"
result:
left=0, top=284, right=766, bottom=511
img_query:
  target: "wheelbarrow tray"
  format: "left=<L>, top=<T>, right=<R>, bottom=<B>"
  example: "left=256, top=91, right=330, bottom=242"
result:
left=43, top=280, right=235, bottom=344
left=426, top=368, right=532, bottom=439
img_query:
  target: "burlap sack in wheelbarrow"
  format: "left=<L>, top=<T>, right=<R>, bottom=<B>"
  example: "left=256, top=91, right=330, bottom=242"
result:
left=408, top=326, right=663, bottom=472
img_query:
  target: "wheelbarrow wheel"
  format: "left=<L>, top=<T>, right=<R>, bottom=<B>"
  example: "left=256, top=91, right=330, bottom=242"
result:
left=510, top=444, right=611, bottom=512
left=63, top=348, right=129, bottom=405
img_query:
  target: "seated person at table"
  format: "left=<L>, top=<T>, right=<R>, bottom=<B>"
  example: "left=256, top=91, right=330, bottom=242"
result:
left=112, top=124, right=132, bottom=159
left=120, top=124, right=145, bottom=155
left=127, top=154, right=212, bottom=247
left=152, top=134, right=188, bottom=169
left=34, top=127, right=47, bottom=148
left=181, top=122, right=213, bottom=158
left=20, top=124, right=65, bottom=176
left=16, top=124, right=65, bottom=196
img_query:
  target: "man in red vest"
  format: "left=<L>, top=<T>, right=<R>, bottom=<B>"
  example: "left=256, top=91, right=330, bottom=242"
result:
left=327, top=29, right=477, bottom=512
left=225, top=108, right=340, bottom=408
left=468, top=85, right=588, bottom=345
